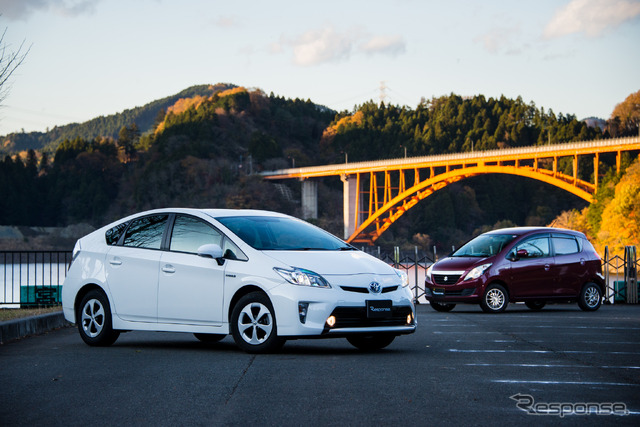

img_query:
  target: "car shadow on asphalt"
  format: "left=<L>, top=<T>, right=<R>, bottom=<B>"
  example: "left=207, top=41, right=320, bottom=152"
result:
left=108, top=333, right=418, bottom=356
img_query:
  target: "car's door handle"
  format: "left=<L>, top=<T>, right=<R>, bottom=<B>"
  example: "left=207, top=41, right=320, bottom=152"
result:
left=544, top=264, right=551, bottom=271
left=109, top=258, right=122, bottom=266
left=162, top=265, right=176, bottom=274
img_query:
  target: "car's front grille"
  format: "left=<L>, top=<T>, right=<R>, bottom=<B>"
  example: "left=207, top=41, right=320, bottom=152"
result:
left=327, top=306, right=413, bottom=330
left=340, top=285, right=399, bottom=294
left=432, top=274, right=462, bottom=285
left=340, top=286, right=368, bottom=294
left=431, top=288, right=475, bottom=297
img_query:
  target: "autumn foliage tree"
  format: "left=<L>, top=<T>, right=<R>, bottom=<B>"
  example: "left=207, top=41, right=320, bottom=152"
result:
left=609, top=90, right=640, bottom=137
left=597, top=159, right=640, bottom=254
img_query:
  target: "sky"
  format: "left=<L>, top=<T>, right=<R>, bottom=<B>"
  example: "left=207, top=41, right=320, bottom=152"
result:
left=0, top=0, right=639, bottom=136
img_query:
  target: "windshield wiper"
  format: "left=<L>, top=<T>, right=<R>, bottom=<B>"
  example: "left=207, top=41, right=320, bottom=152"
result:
left=290, top=247, right=329, bottom=251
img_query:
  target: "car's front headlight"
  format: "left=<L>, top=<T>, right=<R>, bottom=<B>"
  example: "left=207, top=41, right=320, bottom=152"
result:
left=274, top=267, right=331, bottom=288
left=395, top=269, right=409, bottom=287
left=425, top=264, right=434, bottom=281
left=463, top=263, right=492, bottom=281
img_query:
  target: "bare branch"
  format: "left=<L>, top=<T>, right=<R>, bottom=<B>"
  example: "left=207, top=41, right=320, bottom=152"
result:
left=0, top=26, right=31, bottom=106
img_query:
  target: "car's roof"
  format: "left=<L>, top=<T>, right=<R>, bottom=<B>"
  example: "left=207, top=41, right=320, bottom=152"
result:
left=100, top=208, right=291, bottom=230
left=127, top=208, right=290, bottom=219
left=484, top=226, right=585, bottom=237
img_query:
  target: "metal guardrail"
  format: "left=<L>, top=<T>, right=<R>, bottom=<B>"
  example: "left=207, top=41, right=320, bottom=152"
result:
left=1, top=251, right=72, bottom=308
left=0, top=246, right=636, bottom=308
left=604, top=246, right=638, bottom=304
left=261, top=136, right=640, bottom=178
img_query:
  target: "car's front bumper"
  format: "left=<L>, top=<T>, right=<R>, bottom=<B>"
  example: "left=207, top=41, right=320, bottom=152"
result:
left=268, top=275, right=416, bottom=337
left=424, top=276, right=485, bottom=303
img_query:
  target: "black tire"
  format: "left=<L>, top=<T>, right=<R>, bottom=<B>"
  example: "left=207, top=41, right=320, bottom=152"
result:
left=347, top=334, right=396, bottom=351
left=525, top=301, right=546, bottom=311
left=480, top=284, right=509, bottom=313
left=77, top=289, right=120, bottom=346
left=230, top=292, right=285, bottom=354
left=578, top=283, right=602, bottom=311
left=430, top=301, right=456, bottom=312
left=194, top=333, right=226, bottom=343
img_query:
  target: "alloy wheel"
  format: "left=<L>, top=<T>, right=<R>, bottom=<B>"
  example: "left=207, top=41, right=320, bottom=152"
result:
left=237, top=302, right=273, bottom=345
left=486, top=288, right=505, bottom=310
left=584, top=286, right=600, bottom=308
left=81, top=298, right=105, bottom=338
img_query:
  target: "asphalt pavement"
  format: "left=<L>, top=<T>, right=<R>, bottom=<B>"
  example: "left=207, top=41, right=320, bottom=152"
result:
left=1, top=303, right=639, bottom=426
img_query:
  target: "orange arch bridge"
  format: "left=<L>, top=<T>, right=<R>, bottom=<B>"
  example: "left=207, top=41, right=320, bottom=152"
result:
left=262, top=136, right=640, bottom=245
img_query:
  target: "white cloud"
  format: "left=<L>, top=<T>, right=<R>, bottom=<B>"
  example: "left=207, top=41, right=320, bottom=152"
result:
left=0, top=0, right=99, bottom=21
left=290, top=27, right=356, bottom=66
left=544, top=0, right=640, bottom=38
left=360, top=35, right=406, bottom=56
left=274, top=26, right=407, bottom=66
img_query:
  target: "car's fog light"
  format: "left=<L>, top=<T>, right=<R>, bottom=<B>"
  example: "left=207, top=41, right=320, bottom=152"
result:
left=407, top=314, right=413, bottom=324
left=298, top=302, right=309, bottom=324
left=326, top=315, right=336, bottom=327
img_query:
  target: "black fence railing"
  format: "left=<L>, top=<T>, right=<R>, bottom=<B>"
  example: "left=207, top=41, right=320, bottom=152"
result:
left=1, top=251, right=72, bottom=308
left=359, top=246, right=435, bottom=304
left=0, top=245, right=637, bottom=308
left=603, top=246, right=638, bottom=304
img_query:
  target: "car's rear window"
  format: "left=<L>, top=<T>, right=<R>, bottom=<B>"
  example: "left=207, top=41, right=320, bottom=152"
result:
left=552, top=236, right=580, bottom=255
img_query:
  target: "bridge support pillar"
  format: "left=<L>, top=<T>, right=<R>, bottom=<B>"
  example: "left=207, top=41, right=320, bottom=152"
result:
left=341, top=174, right=359, bottom=240
left=301, top=180, right=318, bottom=219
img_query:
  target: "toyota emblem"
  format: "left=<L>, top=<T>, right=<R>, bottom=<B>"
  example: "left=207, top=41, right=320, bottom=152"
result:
left=369, top=282, right=381, bottom=294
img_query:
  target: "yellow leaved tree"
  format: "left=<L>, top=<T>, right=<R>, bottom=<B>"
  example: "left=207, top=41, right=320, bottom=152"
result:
left=597, top=159, right=640, bottom=255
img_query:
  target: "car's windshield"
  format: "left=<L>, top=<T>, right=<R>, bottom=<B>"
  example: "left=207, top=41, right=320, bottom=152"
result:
left=452, top=234, right=518, bottom=257
left=215, top=216, right=353, bottom=251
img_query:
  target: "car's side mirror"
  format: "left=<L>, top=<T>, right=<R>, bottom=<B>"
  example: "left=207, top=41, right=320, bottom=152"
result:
left=197, top=244, right=225, bottom=266
left=508, top=249, right=529, bottom=261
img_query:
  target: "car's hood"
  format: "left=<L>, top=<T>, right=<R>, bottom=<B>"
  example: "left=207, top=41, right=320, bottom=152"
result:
left=433, top=255, right=494, bottom=272
left=263, top=250, right=395, bottom=276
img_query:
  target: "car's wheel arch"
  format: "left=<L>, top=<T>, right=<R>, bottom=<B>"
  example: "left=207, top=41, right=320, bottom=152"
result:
left=583, top=279, right=604, bottom=295
left=74, top=284, right=109, bottom=324
left=486, top=279, right=510, bottom=301
left=228, top=285, right=272, bottom=323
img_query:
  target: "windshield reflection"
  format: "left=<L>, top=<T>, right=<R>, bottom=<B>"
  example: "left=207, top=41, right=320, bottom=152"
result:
left=216, top=216, right=352, bottom=251
left=452, top=234, right=517, bottom=257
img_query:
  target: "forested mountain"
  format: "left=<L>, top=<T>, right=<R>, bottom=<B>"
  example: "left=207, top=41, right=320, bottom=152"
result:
left=0, top=84, right=235, bottom=155
left=320, top=95, right=602, bottom=162
left=2, top=84, right=637, bottom=253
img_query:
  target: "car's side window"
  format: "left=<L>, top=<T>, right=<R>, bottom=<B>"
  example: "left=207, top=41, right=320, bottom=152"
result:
left=105, top=221, right=128, bottom=245
left=123, top=215, right=169, bottom=249
left=552, top=236, right=580, bottom=255
left=170, top=215, right=223, bottom=254
left=514, top=236, right=550, bottom=258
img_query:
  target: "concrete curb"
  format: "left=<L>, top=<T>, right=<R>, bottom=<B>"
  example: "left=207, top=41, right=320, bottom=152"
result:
left=0, top=311, right=71, bottom=344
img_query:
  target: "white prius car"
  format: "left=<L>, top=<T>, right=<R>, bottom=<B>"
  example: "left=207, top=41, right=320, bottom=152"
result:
left=61, top=208, right=416, bottom=353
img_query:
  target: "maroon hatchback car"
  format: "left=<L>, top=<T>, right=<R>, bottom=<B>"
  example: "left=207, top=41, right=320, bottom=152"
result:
left=424, top=227, right=605, bottom=313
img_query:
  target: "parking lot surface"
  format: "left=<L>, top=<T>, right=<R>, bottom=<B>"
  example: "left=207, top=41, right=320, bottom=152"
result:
left=1, top=304, right=638, bottom=426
